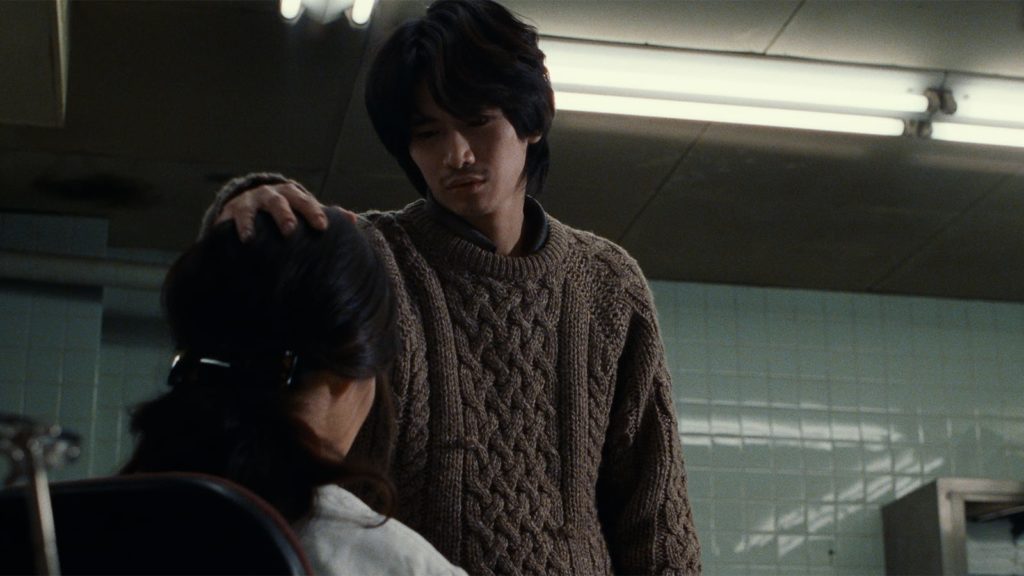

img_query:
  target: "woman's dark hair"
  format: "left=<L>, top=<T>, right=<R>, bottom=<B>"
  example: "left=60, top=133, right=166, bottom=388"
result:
left=122, top=210, right=397, bottom=522
left=365, top=0, right=555, bottom=198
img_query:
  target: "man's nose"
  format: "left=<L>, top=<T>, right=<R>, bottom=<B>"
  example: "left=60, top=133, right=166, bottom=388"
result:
left=443, top=131, right=475, bottom=169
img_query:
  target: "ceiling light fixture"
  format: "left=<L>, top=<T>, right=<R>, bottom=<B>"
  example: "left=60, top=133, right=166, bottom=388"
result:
left=557, top=92, right=907, bottom=136
left=279, top=0, right=302, bottom=21
left=944, top=75, right=1024, bottom=127
left=280, top=0, right=377, bottom=26
left=927, top=75, right=1024, bottom=149
left=541, top=37, right=942, bottom=137
left=349, top=0, right=377, bottom=25
left=929, top=123, right=1024, bottom=149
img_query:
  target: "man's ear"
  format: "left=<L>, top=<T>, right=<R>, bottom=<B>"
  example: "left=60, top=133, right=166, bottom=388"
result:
left=527, top=133, right=542, bottom=145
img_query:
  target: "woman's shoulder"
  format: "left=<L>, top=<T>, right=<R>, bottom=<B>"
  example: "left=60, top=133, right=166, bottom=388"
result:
left=298, top=485, right=466, bottom=576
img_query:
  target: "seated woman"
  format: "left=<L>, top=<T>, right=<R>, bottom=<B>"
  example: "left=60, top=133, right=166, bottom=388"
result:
left=122, top=209, right=465, bottom=576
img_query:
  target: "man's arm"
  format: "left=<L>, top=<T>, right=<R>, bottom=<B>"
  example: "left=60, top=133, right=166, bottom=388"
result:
left=199, top=172, right=348, bottom=240
left=597, top=277, right=701, bottom=574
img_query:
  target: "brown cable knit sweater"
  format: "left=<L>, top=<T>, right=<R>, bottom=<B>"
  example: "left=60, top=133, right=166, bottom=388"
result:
left=204, top=175, right=701, bottom=575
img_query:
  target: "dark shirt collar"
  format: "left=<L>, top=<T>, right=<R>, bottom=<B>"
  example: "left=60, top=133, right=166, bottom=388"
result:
left=424, top=195, right=550, bottom=254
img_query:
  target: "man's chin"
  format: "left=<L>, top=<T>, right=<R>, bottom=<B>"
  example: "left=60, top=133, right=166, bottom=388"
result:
left=436, top=196, right=489, bottom=219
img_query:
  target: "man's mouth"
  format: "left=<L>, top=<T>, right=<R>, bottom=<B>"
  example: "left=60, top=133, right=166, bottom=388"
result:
left=444, top=175, right=486, bottom=190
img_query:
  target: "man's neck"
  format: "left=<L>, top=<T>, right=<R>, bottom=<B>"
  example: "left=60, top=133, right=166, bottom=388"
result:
left=424, top=195, right=550, bottom=257
left=466, top=207, right=525, bottom=256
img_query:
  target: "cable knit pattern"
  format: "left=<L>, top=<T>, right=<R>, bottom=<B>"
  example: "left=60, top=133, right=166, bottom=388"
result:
left=205, top=177, right=701, bottom=575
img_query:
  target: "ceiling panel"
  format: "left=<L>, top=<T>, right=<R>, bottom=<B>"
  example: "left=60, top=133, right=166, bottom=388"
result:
left=504, top=0, right=800, bottom=53
left=321, top=0, right=429, bottom=210
left=0, top=148, right=324, bottom=251
left=0, top=1, right=365, bottom=168
left=321, top=60, right=408, bottom=210
left=619, top=124, right=1019, bottom=293
left=772, top=1, right=1024, bottom=77
left=874, top=164, right=1024, bottom=301
left=320, top=111, right=413, bottom=212
left=324, top=169, right=418, bottom=214
left=0, top=0, right=67, bottom=127
left=539, top=111, right=705, bottom=240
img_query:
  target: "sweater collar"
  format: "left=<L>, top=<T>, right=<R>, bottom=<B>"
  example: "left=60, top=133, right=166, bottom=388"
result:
left=401, top=200, right=569, bottom=279
left=424, top=195, right=549, bottom=255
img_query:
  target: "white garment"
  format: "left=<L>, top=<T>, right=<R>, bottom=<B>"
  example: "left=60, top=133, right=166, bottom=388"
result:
left=297, top=484, right=467, bottom=576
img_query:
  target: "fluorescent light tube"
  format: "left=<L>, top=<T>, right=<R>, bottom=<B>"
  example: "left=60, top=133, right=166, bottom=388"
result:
left=280, top=0, right=302, bottom=20
left=297, top=0, right=353, bottom=23
left=557, top=92, right=907, bottom=137
left=350, top=0, right=377, bottom=25
left=930, top=122, right=1024, bottom=148
left=541, top=38, right=937, bottom=116
left=945, top=74, right=1024, bottom=127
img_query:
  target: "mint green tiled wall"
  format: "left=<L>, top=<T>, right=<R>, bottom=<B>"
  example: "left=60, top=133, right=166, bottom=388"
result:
left=97, top=320, right=173, bottom=475
left=652, top=281, right=1024, bottom=575
left=0, top=213, right=107, bottom=482
left=0, top=284, right=103, bottom=483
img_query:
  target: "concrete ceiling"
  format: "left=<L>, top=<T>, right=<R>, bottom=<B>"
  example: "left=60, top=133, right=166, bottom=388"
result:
left=2, top=0, right=1024, bottom=302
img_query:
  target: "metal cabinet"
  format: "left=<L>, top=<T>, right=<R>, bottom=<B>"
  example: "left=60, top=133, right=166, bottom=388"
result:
left=882, top=477, right=1024, bottom=575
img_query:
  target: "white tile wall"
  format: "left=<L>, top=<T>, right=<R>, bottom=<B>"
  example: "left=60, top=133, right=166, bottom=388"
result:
left=653, top=281, right=1024, bottom=575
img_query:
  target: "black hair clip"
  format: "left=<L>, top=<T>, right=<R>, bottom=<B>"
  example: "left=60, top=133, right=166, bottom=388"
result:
left=282, top=351, right=299, bottom=388
left=167, top=351, right=299, bottom=388
left=167, top=352, right=233, bottom=388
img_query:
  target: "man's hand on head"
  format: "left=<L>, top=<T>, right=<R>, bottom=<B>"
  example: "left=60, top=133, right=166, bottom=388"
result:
left=215, top=180, right=356, bottom=240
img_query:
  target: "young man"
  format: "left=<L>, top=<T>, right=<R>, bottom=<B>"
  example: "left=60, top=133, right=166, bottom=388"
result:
left=204, top=0, right=701, bottom=573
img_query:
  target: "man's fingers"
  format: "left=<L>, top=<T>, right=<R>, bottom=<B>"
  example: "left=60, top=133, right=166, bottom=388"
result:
left=217, top=195, right=259, bottom=240
left=264, top=191, right=298, bottom=236
left=283, top=181, right=329, bottom=231
left=214, top=179, right=335, bottom=241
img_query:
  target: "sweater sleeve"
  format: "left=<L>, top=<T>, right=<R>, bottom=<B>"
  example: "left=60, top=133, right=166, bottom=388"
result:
left=597, top=267, right=701, bottom=574
left=197, top=172, right=293, bottom=239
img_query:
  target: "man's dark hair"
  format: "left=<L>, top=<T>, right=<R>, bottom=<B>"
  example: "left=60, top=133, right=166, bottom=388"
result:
left=365, top=0, right=555, bottom=198
left=122, top=210, right=397, bottom=522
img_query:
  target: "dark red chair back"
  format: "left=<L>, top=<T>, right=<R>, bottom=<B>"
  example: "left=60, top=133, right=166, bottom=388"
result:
left=0, top=472, right=313, bottom=575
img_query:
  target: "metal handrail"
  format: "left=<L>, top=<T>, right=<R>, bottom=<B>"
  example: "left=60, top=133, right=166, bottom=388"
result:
left=0, top=413, right=82, bottom=576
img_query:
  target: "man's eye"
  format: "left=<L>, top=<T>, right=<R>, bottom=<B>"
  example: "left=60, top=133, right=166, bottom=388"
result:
left=467, top=116, right=491, bottom=127
left=412, top=129, right=438, bottom=140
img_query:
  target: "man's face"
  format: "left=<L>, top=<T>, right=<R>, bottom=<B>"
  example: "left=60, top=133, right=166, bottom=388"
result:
left=408, top=83, right=539, bottom=222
